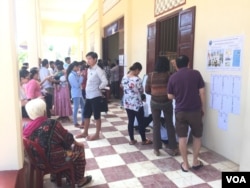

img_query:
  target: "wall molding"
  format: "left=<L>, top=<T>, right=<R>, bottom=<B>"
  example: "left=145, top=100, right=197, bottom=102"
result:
left=86, top=10, right=98, bottom=28
left=155, top=0, right=185, bottom=16
left=103, top=0, right=120, bottom=14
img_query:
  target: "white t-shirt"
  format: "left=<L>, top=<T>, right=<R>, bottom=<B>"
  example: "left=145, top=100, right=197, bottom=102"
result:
left=39, top=67, right=53, bottom=89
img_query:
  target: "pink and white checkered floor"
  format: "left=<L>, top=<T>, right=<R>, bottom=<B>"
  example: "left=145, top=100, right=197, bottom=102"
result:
left=44, top=100, right=238, bottom=188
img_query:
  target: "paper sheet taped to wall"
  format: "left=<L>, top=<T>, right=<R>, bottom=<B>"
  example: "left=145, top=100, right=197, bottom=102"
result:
left=210, top=74, right=241, bottom=130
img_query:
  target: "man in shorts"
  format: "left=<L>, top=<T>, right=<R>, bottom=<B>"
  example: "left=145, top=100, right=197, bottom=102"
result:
left=167, top=55, right=205, bottom=172
left=76, top=52, right=108, bottom=140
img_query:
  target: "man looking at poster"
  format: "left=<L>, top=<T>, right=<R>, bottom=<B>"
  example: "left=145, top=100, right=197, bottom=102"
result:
left=167, top=55, right=205, bottom=172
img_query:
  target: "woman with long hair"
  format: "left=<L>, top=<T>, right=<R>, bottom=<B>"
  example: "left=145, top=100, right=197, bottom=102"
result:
left=121, top=62, right=152, bottom=145
left=25, top=67, right=43, bottom=100
left=67, top=61, right=85, bottom=128
left=19, top=69, right=30, bottom=118
left=145, top=56, right=178, bottom=156
left=53, top=60, right=72, bottom=122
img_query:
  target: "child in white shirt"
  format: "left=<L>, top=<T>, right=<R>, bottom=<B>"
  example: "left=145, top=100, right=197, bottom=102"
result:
left=134, top=94, right=152, bottom=132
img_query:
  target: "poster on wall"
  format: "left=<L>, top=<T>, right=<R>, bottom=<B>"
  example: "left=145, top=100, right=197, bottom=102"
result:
left=206, top=35, right=244, bottom=70
left=118, top=55, right=124, bottom=66
left=210, top=74, right=241, bottom=130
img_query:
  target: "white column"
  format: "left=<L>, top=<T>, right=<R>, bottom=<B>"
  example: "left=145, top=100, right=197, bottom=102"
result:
left=0, top=0, right=23, bottom=170
left=27, top=0, right=41, bottom=68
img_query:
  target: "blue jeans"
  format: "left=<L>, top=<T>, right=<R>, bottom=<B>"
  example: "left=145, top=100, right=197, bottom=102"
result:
left=72, top=97, right=85, bottom=124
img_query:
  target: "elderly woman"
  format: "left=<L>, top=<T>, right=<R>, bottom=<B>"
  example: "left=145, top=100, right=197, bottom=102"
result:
left=23, top=98, right=92, bottom=187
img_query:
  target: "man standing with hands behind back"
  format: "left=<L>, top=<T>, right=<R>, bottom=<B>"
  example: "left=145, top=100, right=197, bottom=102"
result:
left=76, top=52, right=108, bottom=140
left=167, top=55, right=205, bottom=172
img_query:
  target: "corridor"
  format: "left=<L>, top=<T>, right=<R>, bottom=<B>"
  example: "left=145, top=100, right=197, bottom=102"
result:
left=43, top=100, right=238, bottom=188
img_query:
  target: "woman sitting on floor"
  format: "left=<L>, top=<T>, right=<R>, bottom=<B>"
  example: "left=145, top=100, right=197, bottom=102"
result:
left=23, top=98, right=92, bottom=187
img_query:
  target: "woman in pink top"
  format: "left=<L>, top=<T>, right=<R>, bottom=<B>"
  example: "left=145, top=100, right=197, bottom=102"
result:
left=25, top=67, right=49, bottom=100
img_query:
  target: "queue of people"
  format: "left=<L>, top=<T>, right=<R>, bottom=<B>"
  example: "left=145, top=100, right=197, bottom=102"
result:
left=20, top=53, right=205, bottom=187
left=120, top=55, right=205, bottom=173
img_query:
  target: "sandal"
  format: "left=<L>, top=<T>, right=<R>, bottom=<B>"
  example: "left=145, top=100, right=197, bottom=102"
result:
left=74, top=123, right=80, bottom=127
left=77, top=175, right=92, bottom=187
left=192, top=160, right=203, bottom=170
left=141, top=139, right=152, bottom=145
left=75, top=133, right=88, bottom=139
left=166, top=148, right=179, bottom=156
left=180, top=162, right=189, bottom=172
left=78, top=125, right=84, bottom=129
left=154, top=150, right=160, bottom=156
left=129, top=140, right=137, bottom=145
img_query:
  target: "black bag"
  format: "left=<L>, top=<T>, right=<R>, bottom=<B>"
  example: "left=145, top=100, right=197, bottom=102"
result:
left=100, top=96, right=108, bottom=112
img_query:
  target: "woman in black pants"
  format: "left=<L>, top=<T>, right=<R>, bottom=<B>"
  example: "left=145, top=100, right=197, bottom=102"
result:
left=121, top=62, right=152, bottom=145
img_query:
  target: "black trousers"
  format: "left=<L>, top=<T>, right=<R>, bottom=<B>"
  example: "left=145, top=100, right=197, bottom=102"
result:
left=44, top=93, right=53, bottom=118
left=134, top=114, right=152, bottom=129
left=111, top=81, right=120, bottom=98
left=126, top=107, right=146, bottom=142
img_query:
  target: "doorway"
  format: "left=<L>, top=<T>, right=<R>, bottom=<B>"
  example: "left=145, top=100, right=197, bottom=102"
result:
left=157, top=13, right=179, bottom=72
left=105, top=32, right=119, bottom=63
left=103, top=17, right=124, bottom=99
left=146, top=6, right=196, bottom=73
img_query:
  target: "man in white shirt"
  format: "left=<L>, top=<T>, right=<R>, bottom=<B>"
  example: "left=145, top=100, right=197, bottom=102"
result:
left=76, top=52, right=108, bottom=140
left=39, top=59, right=53, bottom=117
left=64, top=57, right=71, bottom=70
left=134, top=93, right=152, bottom=132
left=48, top=61, right=56, bottom=76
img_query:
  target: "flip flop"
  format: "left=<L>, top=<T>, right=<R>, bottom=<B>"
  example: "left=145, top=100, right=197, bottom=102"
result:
left=180, top=162, right=189, bottom=172
left=78, top=175, right=92, bottom=187
left=78, top=125, right=85, bottom=129
left=75, top=134, right=87, bottom=139
left=192, top=160, right=203, bottom=170
left=74, top=123, right=81, bottom=127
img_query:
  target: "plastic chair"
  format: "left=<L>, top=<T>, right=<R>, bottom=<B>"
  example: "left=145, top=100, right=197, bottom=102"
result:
left=23, top=137, right=75, bottom=188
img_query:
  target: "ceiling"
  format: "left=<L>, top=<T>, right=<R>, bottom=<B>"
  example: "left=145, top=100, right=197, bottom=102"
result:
left=39, top=0, right=94, bottom=22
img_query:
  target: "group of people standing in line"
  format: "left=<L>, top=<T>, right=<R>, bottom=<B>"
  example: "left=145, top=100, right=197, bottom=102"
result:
left=20, top=52, right=205, bottom=187
left=121, top=55, right=205, bottom=173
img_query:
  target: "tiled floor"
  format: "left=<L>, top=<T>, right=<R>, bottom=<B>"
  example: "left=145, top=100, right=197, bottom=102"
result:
left=44, top=100, right=238, bottom=188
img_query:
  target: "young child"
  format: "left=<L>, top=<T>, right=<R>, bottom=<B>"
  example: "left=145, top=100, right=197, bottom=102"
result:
left=134, top=93, right=152, bottom=132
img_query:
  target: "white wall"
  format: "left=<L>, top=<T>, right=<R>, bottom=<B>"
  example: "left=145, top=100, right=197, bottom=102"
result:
left=0, top=0, right=23, bottom=170
left=189, top=0, right=250, bottom=166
